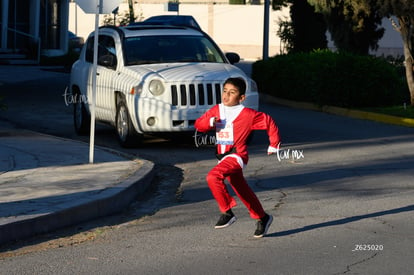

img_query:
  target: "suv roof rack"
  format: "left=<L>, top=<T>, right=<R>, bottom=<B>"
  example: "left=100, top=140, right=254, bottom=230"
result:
left=128, top=15, right=201, bottom=30
left=123, top=24, right=188, bottom=31
left=98, top=25, right=125, bottom=39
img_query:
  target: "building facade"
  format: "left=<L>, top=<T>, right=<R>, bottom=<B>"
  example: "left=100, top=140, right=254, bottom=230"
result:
left=0, top=0, right=69, bottom=63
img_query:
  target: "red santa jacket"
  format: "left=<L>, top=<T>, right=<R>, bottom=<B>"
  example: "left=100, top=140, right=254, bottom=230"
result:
left=195, top=104, right=281, bottom=166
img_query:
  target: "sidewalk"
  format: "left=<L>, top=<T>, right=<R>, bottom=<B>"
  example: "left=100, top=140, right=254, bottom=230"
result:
left=0, top=120, right=154, bottom=246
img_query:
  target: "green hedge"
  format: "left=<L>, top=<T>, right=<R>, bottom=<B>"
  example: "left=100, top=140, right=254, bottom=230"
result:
left=252, top=50, right=408, bottom=108
left=229, top=0, right=246, bottom=4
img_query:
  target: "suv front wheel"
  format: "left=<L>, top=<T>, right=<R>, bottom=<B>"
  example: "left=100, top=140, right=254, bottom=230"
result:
left=116, top=100, right=142, bottom=147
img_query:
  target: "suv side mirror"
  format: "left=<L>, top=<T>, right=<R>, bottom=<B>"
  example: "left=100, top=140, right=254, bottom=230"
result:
left=98, top=54, right=117, bottom=69
left=225, top=52, right=240, bottom=64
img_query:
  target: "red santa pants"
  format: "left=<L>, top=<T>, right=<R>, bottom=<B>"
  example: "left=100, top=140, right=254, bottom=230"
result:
left=206, top=156, right=265, bottom=219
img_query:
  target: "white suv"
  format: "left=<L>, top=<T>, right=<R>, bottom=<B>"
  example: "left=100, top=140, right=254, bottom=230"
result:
left=70, top=24, right=259, bottom=147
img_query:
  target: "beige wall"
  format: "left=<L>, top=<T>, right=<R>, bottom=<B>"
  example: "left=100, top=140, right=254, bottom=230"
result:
left=69, top=2, right=287, bottom=60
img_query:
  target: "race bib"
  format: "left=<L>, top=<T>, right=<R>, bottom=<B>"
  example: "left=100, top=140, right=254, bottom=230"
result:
left=216, top=121, right=234, bottom=145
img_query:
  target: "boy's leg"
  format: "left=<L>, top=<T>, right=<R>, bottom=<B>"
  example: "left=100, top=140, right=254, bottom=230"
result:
left=206, top=158, right=239, bottom=213
left=226, top=159, right=265, bottom=220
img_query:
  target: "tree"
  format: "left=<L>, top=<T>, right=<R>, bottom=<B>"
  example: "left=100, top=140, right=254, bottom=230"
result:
left=276, top=19, right=294, bottom=54
left=102, top=10, right=137, bottom=26
left=272, top=0, right=290, bottom=10
left=273, top=0, right=294, bottom=53
left=290, top=0, right=327, bottom=53
left=376, top=0, right=414, bottom=105
left=273, top=0, right=327, bottom=53
left=229, top=0, right=246, bottom=4
left=308, top=0, right=384, bottom=55
left=128, top=0, right=135, bottom=24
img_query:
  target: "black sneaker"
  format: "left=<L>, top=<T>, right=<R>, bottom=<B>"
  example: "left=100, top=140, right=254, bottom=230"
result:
left=215, top=209, right=236, bottom=229
left=254, top=214, right=273, bottom=238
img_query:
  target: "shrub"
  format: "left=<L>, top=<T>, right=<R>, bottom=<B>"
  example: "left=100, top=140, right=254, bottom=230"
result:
left=252, top=50, right=408, bottom=108
left=229, top=0, right=246, bottom=4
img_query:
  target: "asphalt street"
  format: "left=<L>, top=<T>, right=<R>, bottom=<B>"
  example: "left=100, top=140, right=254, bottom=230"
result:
left=0, top=64, right=413, bottom=274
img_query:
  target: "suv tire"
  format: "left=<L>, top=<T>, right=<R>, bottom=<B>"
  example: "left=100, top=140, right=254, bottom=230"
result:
left=73, top=91, right=90, bottom=135
left=116, top=99, right=142, bottom=147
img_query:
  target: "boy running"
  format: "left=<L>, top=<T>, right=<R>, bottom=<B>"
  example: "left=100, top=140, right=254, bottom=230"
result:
left=194, top=77, right=281, bottom=238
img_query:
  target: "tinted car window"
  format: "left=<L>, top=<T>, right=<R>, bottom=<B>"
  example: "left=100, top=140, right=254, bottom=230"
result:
left=85, top=35, right=116, bottom=64
left=123, top=35, right=225, bottom=65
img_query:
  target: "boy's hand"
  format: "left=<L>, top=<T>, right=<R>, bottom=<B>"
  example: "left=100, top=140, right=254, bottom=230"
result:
left=209, top=117, right=218, bottom=127
left=267, top=143, right=280, bottom=155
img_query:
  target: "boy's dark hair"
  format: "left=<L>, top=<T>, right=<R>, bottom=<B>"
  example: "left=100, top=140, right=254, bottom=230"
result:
left=224, top=77, right=246, bottom=96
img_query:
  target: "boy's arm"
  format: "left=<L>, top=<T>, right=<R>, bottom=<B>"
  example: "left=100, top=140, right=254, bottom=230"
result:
left=195, top=106, right=218, bottom=133
left=251, top=111, right=281, bottom=154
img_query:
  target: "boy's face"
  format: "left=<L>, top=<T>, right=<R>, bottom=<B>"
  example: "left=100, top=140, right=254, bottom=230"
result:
left=222, top=83, right=246, bottom=107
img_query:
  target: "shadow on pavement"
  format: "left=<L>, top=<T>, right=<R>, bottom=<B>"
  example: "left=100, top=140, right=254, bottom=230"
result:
left=268, top=204, right=414, bottom=238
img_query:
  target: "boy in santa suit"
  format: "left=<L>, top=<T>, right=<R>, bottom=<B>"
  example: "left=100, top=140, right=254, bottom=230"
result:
left=195, top=77, right=281, bottom=238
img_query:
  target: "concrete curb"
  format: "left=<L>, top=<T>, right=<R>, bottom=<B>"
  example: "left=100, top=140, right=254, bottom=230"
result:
left=0, top=160, right=155, bottom=246
left=263, top=95, right=414, bottom=128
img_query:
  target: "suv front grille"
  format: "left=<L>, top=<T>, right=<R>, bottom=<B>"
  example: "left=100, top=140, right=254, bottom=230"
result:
left=171, top=83, right=222, bottom=107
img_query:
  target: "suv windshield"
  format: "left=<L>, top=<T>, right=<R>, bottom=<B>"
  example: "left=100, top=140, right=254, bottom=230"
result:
left=123, top=35, right=226, bottom=65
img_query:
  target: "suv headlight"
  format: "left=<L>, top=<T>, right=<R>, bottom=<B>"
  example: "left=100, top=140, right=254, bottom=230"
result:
left=149, top=79, right=165, bottom=96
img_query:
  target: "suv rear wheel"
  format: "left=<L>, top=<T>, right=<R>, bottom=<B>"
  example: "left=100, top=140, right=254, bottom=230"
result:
left=116, top=99, right=142, bottom=147
left=73, top=90, right=90, bottom=135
